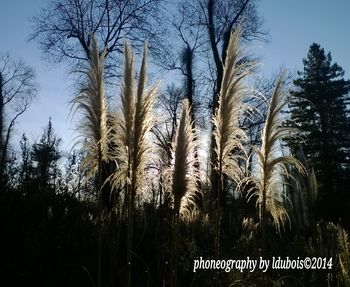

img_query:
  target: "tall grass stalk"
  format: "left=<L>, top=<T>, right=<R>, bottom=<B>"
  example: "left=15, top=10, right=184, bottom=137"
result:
left=338, top=224, right=350, bottom=286
left=212, top=27, right=250, bottom=256
left=246, top=74, right=305, bottom=254
left=70, top=34, right=108, bottom=287
left=170, top=98, right=199, bottom=287
left=110, top=43, right=157, bottom=287
left=287, top=147, right=317, bottom=231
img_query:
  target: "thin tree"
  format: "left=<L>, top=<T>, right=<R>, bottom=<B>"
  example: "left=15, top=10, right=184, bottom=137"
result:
left=70, top=34, right=108, bottom=287
left=211, top=28, right=251, bottom=256
left=110, top=42, right=157, bottom=287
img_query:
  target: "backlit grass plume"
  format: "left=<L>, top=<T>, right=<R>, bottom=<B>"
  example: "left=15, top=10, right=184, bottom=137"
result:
left=212, top=27, right=251, bottom=256
left=110, top=42, right=157, bottom=287
left=246, top=74, right=305, bottom=254
left=70, top=33, right=108, bottom=287
left=171, top=98, right=199, bottom=218
left=169, top=98, right=199, bottom=287
left=212, top=27, right=249, bottom=185
left=111, top=42, right=157, bottom=196
left=71, top=34, right=108, bottom=179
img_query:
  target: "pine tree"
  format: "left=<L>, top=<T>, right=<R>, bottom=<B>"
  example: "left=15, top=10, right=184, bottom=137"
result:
left=31, top=119, right=62, bottom=192
left=285, top=43, right=350, bottom=220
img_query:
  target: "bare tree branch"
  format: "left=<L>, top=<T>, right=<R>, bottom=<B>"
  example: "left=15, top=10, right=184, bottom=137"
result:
left=30, top=0, right=165, bottom=77
left=0, top=54, right=37, bottom=188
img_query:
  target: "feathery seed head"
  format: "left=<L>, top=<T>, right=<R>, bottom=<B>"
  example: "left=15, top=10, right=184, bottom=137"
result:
left=71, top=33, right=108, bottom=178
left=110, top=42, right=157, bottom=195
left=249, top=73, right=306, bottom=233
left=170, top=99, right=199, bottom=217
left=212, top=27, right=251, bottom=184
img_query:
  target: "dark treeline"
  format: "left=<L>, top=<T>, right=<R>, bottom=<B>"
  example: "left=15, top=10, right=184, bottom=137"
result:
left=1, top=1, right=350, bottom=286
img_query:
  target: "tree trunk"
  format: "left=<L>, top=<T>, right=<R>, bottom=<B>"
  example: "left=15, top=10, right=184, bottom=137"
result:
left=207, top=0, right=222, bottom=220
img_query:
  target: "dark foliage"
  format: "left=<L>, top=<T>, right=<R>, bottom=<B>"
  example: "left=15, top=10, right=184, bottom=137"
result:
left=0, top=119, right=348, bottom=287
left=285, top=43, right=350, bottom=224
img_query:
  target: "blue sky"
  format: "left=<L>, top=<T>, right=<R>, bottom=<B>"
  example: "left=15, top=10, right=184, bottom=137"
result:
left=258, top=1, right=350, bottom=75
left=1, top=0, right=350, bottom=154
left=1, top=0, right=74, bottom=154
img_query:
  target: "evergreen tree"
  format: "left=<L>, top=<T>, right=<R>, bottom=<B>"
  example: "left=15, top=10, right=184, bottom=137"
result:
left=31, top=119, right=62, bottom=192
left=285, top=43, right=350, bottom=221
left=18, top=134, right=34, bottom=192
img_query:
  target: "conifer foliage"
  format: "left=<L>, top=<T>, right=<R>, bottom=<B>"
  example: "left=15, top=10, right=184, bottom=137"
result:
left=285, top=43, right=350, bottom=221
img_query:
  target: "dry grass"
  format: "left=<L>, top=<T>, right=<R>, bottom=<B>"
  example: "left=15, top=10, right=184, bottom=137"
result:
left=338, top=224, right=350, bottom=286
left=70, top=34, right=108, bottom=180
left=69, top=33, right=109, bottom=287
left=287, top=147, right=317, bottom=229
left=245, top=74, right=305, bottom=252
left=166, top=98, right=199, bottom=287
left=211, top=27, right=252, bottom=256
left=109, top=43, right=157, bottom=194
left=212, top=27, right=251, bottom=186
left=108, top=42, right=158, bottom=287
left=170, top=98, right=199, bottom=218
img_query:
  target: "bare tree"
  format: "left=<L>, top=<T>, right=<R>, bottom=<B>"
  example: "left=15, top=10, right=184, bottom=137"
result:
left=154, top=0, right=266, bottom=222
left=0, top=54, right=37, bottom=189
left=240, top=72, right=292, bottom=155
left=205, top=0, right=265, bottom=96
left=30, top=0, right=164, bottom=76
left=153, top=85, right=183, bottom=162
left=160, top=0, right=265, bottom=106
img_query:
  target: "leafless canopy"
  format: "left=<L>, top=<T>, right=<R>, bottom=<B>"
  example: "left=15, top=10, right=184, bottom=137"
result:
left=0, top=54, right=37, bottom=185
left=0, top=54, right=36, bottom=120
left=30, top=0, right=164, bottom=74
